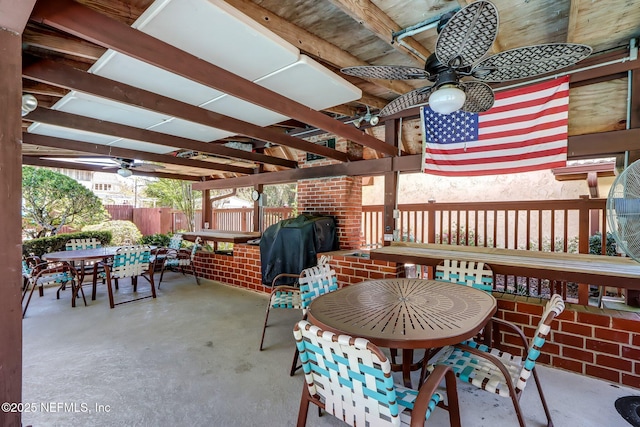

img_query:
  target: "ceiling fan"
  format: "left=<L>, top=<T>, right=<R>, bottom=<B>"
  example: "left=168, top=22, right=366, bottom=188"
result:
left=105, top=158, right=165, bottom=177
left=341, top=0, right=592, bottom=117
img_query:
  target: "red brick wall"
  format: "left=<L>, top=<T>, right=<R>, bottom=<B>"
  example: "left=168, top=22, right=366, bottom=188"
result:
left=495, top=296, right=640, bottom=389
left=297, top=177, right=363, bottom=249
left=325, top=253, right=404, bottom=285
left=297, top=137, right=363, bottom=250
left=193, top=244, right=268, bottom=294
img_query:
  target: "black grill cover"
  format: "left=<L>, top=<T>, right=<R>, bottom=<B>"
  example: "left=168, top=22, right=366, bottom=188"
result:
left=260, top=214, right=338, bottom=285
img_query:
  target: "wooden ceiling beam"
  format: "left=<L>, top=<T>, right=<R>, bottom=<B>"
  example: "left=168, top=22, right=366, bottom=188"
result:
left=326, top=0, right=431, bottom=64
left=566, top=0, right=581, bottom=43
left=193, top=154, right=422, bottom=190
left=22, top=58, right=331, bottom=165
left=568, top=128, right=640, bottom=159
left=30, top=0, right=397, bottom=157
left=22, top=133, right=253, bottom=174
left=23, top=156, right=202, bottom=181
left=22, top=79, right=68, bottom=97
left=23, top=23, right=106, bottom=60
left=0, top=0, right=36, bottom=33
left=223, top=0, right=414, bottom=96
left=24, top=107, right=258, bottom=175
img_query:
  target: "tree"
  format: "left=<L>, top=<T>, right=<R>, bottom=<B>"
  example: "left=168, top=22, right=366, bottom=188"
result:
left=22, top=166, right=109, bottom=238
left=144, top=179, right=201, bottom=232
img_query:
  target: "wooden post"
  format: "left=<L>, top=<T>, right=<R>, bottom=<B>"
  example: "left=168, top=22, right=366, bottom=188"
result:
left=0, top=2, right=35, bottom=422
left=383, top=119, right=399, bottom=246
left=201, top=189, right=211, bottom=229
left=577, top=196, right=591, bottom=305
left=253, top=165, right=263, bottom=232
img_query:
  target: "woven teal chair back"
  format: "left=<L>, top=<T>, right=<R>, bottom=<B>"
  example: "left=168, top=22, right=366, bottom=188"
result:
left=66, top=238, right=102, bottom=251
left=293, top=320, right=441, bottom=426
left=168, top=234, right=183, bottom=250
left=299, top=262, right=338, bottom=310
left=111, top=246, right=151, bottom=279
left=435, top=259, right=493, bottom=293
left=516, top=293, right=564, bottom=391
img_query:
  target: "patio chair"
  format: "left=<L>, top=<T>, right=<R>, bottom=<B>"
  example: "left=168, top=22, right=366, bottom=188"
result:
left=22, top=255, right=41, bottom=295
left=427, top=293, right=565, bottom=427
left=22, top=260, right=85, bottom=318
left=435, top=259, right=494, bottom=293
left=259, top=255, right=335, bottom=352
left=64, top=237, right=103, bottom=288
left=293, top=320, right=461, bottom=427
left=158, top=236, right=201, bottom=288
left=93, top=245, right=156, bottom=309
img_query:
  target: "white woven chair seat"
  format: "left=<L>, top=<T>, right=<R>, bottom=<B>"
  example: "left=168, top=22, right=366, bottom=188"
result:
left=271, top=289, right=302, bottom=309
left=430, top=342, right=524, bottom=397
left=111, top=246, right=151, bottom=278
left=36, top=271, right=74, bottom=287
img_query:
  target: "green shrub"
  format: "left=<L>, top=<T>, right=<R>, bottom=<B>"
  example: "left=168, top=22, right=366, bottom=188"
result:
left=139, top=233, right=172, bottom=247
left=83, top=220, right=142, bottom=246
left=589, top=232, right=617, bottom=256
left=22, top=230, right=112, bottom=257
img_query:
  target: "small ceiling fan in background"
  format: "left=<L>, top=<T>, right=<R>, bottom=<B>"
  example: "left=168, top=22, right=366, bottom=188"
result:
left=341, top=0, right=592, bottom=117
left=104, top=158, right=165, bottom=177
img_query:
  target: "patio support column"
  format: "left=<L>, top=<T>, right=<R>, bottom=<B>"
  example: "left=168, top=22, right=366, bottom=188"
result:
left=0, top=2, right=35, bottom=425
left=383, top=119, right=400, bottom=246
left=202, top=189, right=211, bottom=229
left=253, top=165, right=263, bottom=232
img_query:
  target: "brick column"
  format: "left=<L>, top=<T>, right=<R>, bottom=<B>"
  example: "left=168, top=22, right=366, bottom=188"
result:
left=297, top=137, right=363, bottom=249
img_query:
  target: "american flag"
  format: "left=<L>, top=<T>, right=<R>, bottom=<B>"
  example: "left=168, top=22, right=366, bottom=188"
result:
left=421, top=76, right=570, bottom=176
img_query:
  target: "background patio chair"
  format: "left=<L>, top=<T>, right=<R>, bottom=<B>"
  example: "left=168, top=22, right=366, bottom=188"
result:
left=93, top=245, right=155, bottom=309
left=293, top=320, right=461, bottom=427
left=158, top=236, right=201, bottom=287
left=427, top=293, right=565, bottom=427
left=64, top=237, right=103, bottom=289
left=258, top=256, right=339, bottom=375
left=435, top=259, right=494, bottom=293
left=22, top=260, right=84, bottom=318
left=258, top=255, right=335, bottom=352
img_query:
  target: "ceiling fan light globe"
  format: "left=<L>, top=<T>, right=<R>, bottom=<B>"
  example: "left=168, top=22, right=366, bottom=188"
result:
left=21, top=94, right=38, bottom=116
left=353, top=117, right=364, bottom=128
left=117, top=168, right=133, bottom=178
left=429, top=85, right=466, bottom=115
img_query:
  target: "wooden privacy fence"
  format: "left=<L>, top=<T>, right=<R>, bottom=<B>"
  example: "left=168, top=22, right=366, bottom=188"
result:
left=106, top=205, right=295, bottom=234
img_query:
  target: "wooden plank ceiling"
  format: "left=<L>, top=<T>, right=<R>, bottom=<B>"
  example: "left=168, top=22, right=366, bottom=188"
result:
left=20, top=0, right=640, bottom=182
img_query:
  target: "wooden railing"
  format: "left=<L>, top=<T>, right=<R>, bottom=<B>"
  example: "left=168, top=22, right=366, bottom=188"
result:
left=362, top=198, right=610, bottom=303
left=210, top=207, right=294, bottom=232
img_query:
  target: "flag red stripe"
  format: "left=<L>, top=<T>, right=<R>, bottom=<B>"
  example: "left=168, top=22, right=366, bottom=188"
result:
left=478, top=119, right=567, bottom=140
left=480, top=105, right=568, bottom=128
left=485, top=89, right=569, bottom=115
left=426, top=134, right=565, bottom=155
left=424, top=147, right=566, bottom=166
left=493, top=77, right=569, bottom=100
left=423, top=161, right=567, bottom=177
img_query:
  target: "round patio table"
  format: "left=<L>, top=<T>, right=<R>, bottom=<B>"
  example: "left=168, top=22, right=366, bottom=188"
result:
left=307, top=278, right=496, bottom=387
left=43, top=246, right=156, bottom=301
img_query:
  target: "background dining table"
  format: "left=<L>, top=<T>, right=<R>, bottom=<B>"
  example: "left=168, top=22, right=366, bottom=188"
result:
left=307, top=278, right=497, bottom=387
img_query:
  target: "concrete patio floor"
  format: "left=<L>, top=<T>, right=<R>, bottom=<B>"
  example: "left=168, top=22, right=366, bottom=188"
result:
left=22, top=273, right=640, bottom=427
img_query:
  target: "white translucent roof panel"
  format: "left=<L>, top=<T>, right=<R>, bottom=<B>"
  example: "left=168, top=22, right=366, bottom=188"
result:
left=133, top=0, right=299, bottom=81
left=90, top=51, right=226, bottom=106
left=27, top=123, right=119, bottom=145
left=257, top=55, right=362, bottom=110
left=53, top=91, right=173, bottom=129
left=201, top=95, right=288, bottom=127
left=107, top=138, right=179, bottom=154
left=147, top=118, right=234, bottom=142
